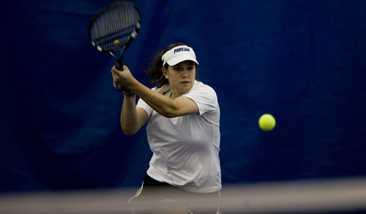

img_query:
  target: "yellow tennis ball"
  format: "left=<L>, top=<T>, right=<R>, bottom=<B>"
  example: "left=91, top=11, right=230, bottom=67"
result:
left=258, top=113, right=276, bottom=131
left=113, top=39, right=121, bottom=46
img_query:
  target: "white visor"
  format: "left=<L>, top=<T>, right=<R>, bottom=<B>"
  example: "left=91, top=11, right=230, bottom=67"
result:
left=161, top=45, right=199, bottom=66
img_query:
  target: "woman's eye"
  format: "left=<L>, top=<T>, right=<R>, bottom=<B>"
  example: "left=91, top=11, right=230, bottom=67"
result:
left=174, top=67, right=184, bottom=71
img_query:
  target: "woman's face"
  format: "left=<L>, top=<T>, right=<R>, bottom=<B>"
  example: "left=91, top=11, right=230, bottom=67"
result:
left=163, top=60, right=197, bottom=96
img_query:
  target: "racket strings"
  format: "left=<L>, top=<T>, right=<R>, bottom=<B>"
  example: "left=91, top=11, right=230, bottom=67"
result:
left=89, top=1, right=141, bottom=55
left=90, top=4, right=140, bottom=40
left=94, top=27, right=135, bottom=51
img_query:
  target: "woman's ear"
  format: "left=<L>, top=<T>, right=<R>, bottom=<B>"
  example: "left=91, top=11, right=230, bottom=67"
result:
left=162, top=67, right=168, bottom=79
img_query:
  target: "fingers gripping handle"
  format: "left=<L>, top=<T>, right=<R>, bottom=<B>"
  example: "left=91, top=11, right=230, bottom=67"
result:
left=113, top=61, right=134, bottom=96
left=113, top=59, right=124, bottom=90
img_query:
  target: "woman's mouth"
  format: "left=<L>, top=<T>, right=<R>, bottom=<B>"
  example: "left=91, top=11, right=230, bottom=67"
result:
left=180, top=80, right=191, bottom=84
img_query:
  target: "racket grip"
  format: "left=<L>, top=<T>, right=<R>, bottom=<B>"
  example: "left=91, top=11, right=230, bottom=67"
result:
left=113, top=58, right=134, bottom=95
left=115, top=59, right=124, bottom=70
left=113, top=60, right=123, bottom=90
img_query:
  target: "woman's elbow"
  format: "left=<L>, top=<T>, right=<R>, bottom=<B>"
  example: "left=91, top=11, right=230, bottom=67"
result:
left=159, top=105, right=182, bottom=118
left=121, top=125, right=138, bottom=136
left=160, top=110, right=180, bottom=118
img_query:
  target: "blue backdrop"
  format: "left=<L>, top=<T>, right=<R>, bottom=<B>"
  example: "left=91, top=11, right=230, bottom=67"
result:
left=3, top=0, right=366, bottom=192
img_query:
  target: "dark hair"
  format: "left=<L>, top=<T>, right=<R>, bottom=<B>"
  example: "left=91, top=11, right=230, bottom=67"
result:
left=146, top=42, right=187, bottom=87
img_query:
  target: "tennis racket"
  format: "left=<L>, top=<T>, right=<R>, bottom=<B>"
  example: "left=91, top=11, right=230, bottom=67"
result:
left=89, top=0, right=141, bottom=89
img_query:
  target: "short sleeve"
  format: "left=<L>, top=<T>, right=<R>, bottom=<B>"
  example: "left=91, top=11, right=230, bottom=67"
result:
left=136, top=98, right=153, bottom=117
left=183, top=81, right=218, bottom=115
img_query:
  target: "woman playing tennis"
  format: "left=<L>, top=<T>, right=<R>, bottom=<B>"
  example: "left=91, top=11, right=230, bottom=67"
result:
left=111, top=42, right=221, bottom=213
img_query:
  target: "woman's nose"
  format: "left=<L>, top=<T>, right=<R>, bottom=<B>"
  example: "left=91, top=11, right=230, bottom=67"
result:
left=180, top=69, right=190, bottom=76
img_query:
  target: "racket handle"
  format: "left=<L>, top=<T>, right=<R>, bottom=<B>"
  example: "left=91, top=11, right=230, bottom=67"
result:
left=113, top=59, right=123, bottom=91
left=113, top=59, right=134, bottom=95
left=115, top=58, right=124, bottom=70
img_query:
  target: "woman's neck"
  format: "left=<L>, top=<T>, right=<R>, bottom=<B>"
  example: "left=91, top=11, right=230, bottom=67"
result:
left=169, top=89, right=180, bottom=98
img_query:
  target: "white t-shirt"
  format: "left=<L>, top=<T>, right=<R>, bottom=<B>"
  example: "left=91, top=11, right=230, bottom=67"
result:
left=136, top=80, right=221, bottom=193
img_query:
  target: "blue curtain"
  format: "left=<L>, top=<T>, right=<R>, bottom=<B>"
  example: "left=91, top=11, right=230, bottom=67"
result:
left=3, top=0, right=366, bottom=192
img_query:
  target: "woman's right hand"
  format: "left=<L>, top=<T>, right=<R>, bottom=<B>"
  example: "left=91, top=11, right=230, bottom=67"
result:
left=111, top=65, right=136, bottom=96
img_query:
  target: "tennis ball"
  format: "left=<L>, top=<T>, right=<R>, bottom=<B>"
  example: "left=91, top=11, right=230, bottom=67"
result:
left=258, top=113, right=276, bottom=131
left=113, top=39, right=121, bottom=46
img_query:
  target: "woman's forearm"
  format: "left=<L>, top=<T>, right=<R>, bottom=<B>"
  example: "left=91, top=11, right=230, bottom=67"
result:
left=120, top=94, right=139, bottom=135
left=131, top=80, right=178, bottom=117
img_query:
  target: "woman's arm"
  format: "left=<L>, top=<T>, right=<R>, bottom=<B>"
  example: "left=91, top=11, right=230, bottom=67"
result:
left=112, top=69, right=148, bottom=135
left=112, top=66, right=198, bottom=118
left=120, top=94, right=148, bottom=135
left=132, top=81, right=198, bottom=118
